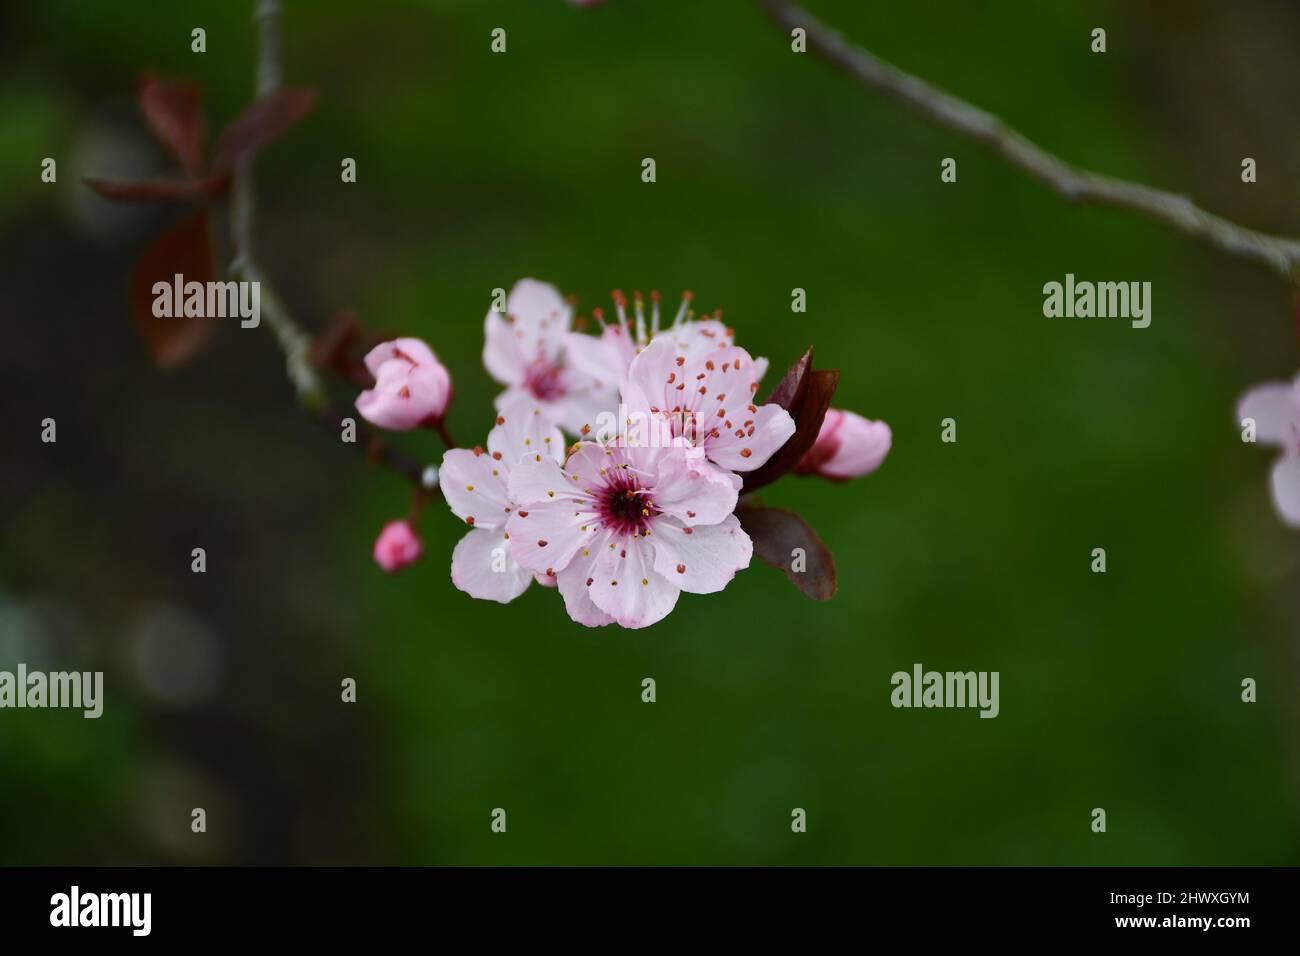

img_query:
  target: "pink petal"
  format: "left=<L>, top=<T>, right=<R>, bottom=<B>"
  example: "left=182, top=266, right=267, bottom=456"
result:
left=587, top=535, right=680, bottom=629
left=483, top=310, right=526, bottom=386
left=504, top=465, right=597, bottom=575
left=651, top=318, right=733, bottom=357
left=439, top=448, right=511, bottom=530
left=1237, top=381, right=1300, bottom=447
left=562, top=441, right=616, bottom=491
left=372, top=519, right=422, bottom=573
left=651, top=513, right=752, bottom=594
left=362, top=337, right=437, bottom=379
left=1270, top=454, right=1300, bottom=526
left=818, top=411, right=891, bottom=479
left=356, top=338, right=452, bottom=430
left=706, top=402, right=795, bottom=472
left=541, top=375, right=620, bottom=436
left=650, top=447, right=739, bottom=525
left=507, top=455, right=581, bottom=506
left=506, top=278, right=571, bottom=364
left=555, top=535, right=617, bottom=627
left=488, top=394, right=565, bottom=467
left=621, top=337, right=683, bottom=418
left=563, top=325, right=636, bottom=390
left=451, top=527, right=533, bottom=603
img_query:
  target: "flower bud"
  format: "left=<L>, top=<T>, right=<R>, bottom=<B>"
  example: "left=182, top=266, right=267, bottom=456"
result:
left=355, top=338, right=452, bottom=431
left=373, top=519, right=423, bottom=574
left=797, top=409, right=891, bottom=481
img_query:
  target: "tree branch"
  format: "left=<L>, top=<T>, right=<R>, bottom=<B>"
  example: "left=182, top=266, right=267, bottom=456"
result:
left=233, top=0, right=437, bottom=492
left=757, top=0, right=1300, bottom=284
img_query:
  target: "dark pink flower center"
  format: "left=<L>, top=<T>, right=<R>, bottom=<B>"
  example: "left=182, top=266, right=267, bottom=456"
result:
left=524, top=357, right=566, bottom=402
left=597, top=477, right=658, bottom=536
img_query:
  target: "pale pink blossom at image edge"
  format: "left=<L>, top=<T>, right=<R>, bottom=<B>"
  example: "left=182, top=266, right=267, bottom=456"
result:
left=796, top=409, right=892, bottom=481
left=439, top=395, right=566, bottom=603
left=1237, top=375, right=1300, bottom=525
left=355, top=337, right=452, bottom=431
left=505, top=441, right=754, bottom=629
left=373, top=520, right=423, bottom=574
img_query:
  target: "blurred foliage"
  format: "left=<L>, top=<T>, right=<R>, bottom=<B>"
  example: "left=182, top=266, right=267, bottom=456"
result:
left=3, top=0, right=1300, bottom=864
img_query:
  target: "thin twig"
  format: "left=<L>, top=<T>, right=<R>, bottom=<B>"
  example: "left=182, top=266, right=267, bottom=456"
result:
left=231, top=0, right=323, bottom=407
left=757, top=0, right=1300, bottom=284
left=233, top=0, right=436, bottom=492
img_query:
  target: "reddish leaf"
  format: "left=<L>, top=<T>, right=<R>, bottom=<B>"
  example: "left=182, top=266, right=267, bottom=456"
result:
left=128, top=211, right=218, bottom=370
left=138, top=74, right=206, bottom=178
left=84, top=175, right=222, bottom=204
left=211, top=88, right=317, bottom=171
left=741, top=349, right=839, bottom=492
left=311, top=308, right=374, bottom=385
left=766, top=347, right=813, bottom=410
left=737, top=504, right=837, bottom=600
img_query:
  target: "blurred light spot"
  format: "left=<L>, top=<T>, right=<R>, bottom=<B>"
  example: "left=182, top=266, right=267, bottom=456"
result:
left=128, top=603, right=222, bottom=707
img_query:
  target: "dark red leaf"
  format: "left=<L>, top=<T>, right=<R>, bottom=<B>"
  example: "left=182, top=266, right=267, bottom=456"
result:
left=84, top=176, right=218, bottom=204
left=766, top=347, right=813, bottom=410
left=211, top=88, right=317, bottom=171
left=311, top=308, right=375, bottom=385
left=138, top=74, right=206, bottom=178
left=128, top=211, right=218, bottom=370
left=741, top=350, right=839, bottom=493
left=737, top=504, right=837, bottom=600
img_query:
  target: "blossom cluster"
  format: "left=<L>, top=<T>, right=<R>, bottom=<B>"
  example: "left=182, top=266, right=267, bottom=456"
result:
left=355, top=279, right=891, bottom=629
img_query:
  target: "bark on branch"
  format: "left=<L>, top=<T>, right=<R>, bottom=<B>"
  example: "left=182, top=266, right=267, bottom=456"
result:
left=757, top=0, right=1300, bottom=284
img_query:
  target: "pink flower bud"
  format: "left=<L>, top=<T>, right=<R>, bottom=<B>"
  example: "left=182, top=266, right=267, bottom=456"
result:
left=796, top=409, right=891, bottom=481
left=355, top=338, right=452, bottom=431
left=373, top=519, right=423, bottom=574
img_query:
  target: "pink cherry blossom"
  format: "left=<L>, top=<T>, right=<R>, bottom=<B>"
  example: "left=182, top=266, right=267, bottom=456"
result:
left=505, top=441, right=753, bottom=629
left=619, top=337, right=795, bottom=483
left=563, top=290, right=768, bottom=398
left=355, top=337, right=452, bottom=431
left=373, top=520, right=423, bottom=574
left=1237, top=375, right=1300, bottom=525
left=796, top=409, right=892, bottom=481
left=483, top=278, right=618, bottom=435
left=439, top=396, right=566, bottom=603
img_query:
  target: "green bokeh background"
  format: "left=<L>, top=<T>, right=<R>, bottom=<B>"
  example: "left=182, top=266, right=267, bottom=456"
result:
left=3, top=0, right=1300, bottom=865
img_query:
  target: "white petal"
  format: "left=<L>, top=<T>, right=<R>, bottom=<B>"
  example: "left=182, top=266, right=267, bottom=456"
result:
left=451, top=528, right=533, bottom=603
left=706, top=402, right=795, bottom=472
left=488, top=394, right=566, bottom=466
left=1270, top=455, right=1300, bottom=526
left=651, top=448, right=739, bottom=526
left=555, top=534, right=617, bottom=627
left=651, top=514, right=752, bottom=594
left=564, top=326, right=636, bottom=390
left=483, top=311, right=525, bottom=386
left=507, top=455, right=584, bottom=507
left=505, top=497, right=600, bottom=576
left=439, top=448, right=510, bottom=530
left=1237, top=381, right=1300, bottom=447
left=506, top=278, right=572, bottom=364
left=587, top=535, right=680, bottom=629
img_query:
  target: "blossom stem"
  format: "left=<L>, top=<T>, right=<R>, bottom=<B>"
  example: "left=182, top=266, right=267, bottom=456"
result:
left=755, top=0, right=1300, bottom=285
left=431, top=418, right=458, bottom=450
